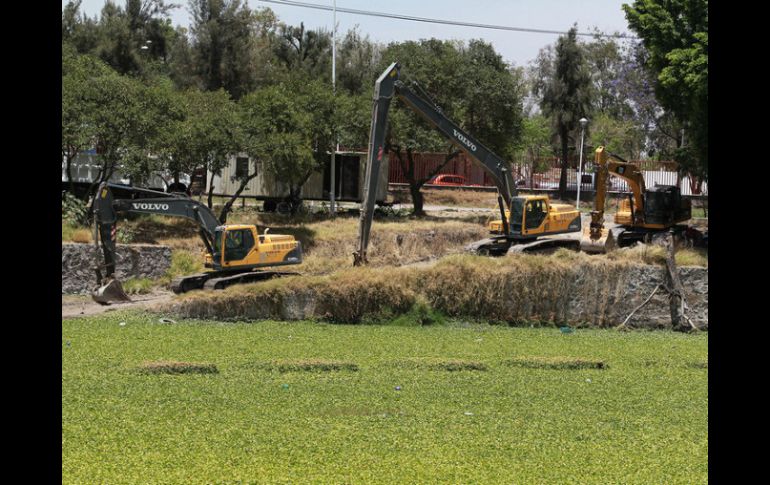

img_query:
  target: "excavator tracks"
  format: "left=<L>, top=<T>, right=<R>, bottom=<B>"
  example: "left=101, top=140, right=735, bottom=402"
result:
left=202, top=271, right=299, bottom=291
left=466, top=235, right=581, bottom=256
left=171, top=271, right=299, bottom=294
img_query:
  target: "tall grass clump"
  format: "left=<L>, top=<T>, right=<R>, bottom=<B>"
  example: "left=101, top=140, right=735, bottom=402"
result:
left=313, top=267, right=417, bottom=323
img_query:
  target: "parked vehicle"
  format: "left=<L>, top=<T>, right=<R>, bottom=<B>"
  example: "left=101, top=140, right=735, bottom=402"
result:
left=427, top=174, right=473, bottom=186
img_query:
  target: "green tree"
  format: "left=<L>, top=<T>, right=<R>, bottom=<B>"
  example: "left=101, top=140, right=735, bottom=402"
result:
left=378, top=39, right=524, bottom=215
left=65, top=0, right=179, bottom=78
left=623, top=0, right=708, bottom=178
left=336, top=27, right=382, bottom=95
left=535, top=27, right=593, bottom=199
left=515, top=115, right=552, bottom=188
left=588, top=112, right=644, bottom=158
left=273, top=22, right=332, bottom=82
left=170, top=89, right=241, bottom=208
left=62, top=46, right=113, bottom=195
left=232, top=83, right=314, bottom=221
left=184, top=0, right=277, bottom=98
left=62, top=1, right=101, bottom=54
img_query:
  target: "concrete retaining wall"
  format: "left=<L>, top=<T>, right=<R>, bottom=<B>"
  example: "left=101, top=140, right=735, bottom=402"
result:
left=62, top=242, right=172, bottom=294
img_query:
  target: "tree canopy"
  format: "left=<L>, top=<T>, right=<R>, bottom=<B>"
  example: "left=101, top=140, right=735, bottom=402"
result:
left=623, top=0, right=708, bottom=177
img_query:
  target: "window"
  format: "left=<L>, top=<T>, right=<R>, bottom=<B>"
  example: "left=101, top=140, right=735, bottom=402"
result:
left=525, top=200, right=546, bottom=229
left=224, top=229, right=255, bottom=262
left=235, top=157, right=250, bottom=178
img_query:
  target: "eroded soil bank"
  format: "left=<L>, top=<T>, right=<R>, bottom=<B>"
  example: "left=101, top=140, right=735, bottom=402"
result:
left=165, top=254, right=707, bottom=329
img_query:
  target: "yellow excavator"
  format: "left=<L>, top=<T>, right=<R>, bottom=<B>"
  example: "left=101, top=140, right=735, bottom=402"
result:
left=353, top=62, right=582, bottom=263
left=90, top=182, right=302, bottom=304
left=580, top=146, right=701, bottom=253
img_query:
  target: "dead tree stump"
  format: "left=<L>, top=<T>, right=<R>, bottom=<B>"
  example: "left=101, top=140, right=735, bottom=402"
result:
left=661, top=231, right=696, bottom=332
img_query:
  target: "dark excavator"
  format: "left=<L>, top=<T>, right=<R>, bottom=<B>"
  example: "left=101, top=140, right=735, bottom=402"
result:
left=580, top=146, right=706, bottom=253
left=353, top=62, right=582, bottom=265
left=90, top=182, right=302, bottom=304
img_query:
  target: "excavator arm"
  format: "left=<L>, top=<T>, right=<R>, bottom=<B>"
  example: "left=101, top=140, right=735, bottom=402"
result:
left=354, top=62, right=517, bottom=265
left=90, top=182, right=223, bottom=302
left=589, top=146, right=646, bottom=240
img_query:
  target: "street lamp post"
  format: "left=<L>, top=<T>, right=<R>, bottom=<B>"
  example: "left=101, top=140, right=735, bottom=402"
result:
left=576, top=118, right=588, bottom=212
left=329, top=0, right=337, bottom=216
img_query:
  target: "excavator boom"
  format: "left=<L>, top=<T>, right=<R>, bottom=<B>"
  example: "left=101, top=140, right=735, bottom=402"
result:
left=354, top=62, right=518, bottom=265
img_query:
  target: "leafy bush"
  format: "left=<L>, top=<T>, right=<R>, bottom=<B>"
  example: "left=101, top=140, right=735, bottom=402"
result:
left=116, top=220, right=137, bottom=244
left=122, top=277, right=154, bottom=295
left=62, top=192, right=89, bottom=226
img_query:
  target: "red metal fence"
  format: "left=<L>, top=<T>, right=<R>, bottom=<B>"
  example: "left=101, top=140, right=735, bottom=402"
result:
left=388, top=152, right=707, bottom=196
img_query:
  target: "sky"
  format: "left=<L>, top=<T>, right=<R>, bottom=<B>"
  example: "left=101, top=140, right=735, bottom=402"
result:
left=65, top=0, right=636, bottom=67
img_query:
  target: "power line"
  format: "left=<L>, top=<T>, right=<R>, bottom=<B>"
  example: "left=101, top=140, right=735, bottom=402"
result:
left=257, top=0, right=637, bottom=40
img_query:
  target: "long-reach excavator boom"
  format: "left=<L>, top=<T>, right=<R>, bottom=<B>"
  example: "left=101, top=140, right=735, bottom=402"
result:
left=354, top=62, right=519, bottom=265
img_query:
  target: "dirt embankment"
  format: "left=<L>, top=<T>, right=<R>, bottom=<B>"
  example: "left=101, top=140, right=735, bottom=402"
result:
left=62, top=290, right=175, bottom=319
left=165, top=253, right=708, bottom=329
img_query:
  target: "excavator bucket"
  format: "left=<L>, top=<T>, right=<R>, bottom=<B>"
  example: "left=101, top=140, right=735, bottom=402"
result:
left=91, top=278, right=131, bottom=305
left=579, top=227, right=617, bottom=254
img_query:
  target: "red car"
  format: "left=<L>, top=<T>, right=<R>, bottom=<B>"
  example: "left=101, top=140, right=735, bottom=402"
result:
left=428, top=174, right=472, bottom=186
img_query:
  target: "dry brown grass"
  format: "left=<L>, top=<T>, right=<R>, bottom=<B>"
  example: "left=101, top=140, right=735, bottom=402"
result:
left=168, top=252, right=643, bottom=326
left=136, top=361, right=218, bottom=375
left=139, top=211, right=489, bottom=276
left=420, top=189, right=499, bottom=208
left=607, top=244, right=707, bottom=267
left=391, top=358, right=488, bottom=371
left=258, top=359, right=359, bottom=372
left=503, top=357, right=607, bottom=370
left=70, top=228, right=93, bottom=243
left=172, top=265, right=419, bottom=323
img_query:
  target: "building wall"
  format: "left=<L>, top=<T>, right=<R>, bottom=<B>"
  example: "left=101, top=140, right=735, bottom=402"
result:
left=207, top=152, right=390, bottom=203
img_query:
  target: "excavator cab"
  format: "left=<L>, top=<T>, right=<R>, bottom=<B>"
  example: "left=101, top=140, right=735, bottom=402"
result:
left=207, top=225, right=302, bottom=271
left=488, top=196, right=581, bottom=239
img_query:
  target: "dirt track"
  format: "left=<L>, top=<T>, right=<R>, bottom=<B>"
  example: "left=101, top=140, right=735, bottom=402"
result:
left=62, top=290, right=175, bottom=319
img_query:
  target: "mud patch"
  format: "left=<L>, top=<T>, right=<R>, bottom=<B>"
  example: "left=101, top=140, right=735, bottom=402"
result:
left=136, top=361, right=219, bottom=375
left=257, top=359, right=359, bottom=373
left=504, top=357, right=607, bottom=370
left=391, top=358, right=488, bottom=371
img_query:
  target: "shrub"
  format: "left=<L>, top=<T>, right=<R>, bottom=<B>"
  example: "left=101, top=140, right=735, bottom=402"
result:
left=62, top=192, right=89, bottom=226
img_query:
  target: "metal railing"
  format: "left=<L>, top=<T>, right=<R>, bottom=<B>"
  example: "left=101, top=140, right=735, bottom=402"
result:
left=388, top=153, right=707, bottom=196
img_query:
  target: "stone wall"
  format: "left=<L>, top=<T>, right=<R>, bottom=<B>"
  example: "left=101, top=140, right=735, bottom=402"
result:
left=62, top=242, right=172, bottom=294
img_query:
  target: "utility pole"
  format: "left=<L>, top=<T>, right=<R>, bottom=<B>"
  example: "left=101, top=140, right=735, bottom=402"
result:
left=329, top=0, right=337, bottom=215
left=576, top=118, right=588, bottom=211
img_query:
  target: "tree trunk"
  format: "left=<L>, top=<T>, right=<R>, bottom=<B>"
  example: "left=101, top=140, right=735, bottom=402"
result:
left=409, top=183, right=425, bottom=216
left=661, top=231, right=692, bottom=332
left=401, top=147, right=459, bottom=217
left=219, top=173, right=258, bottom=223
left=287, top=170, right=312, bottom=215
left=559, top=126, right=569, bottom=200
left=207, top=172, right=217, bottom=209
left=65, top=151, right=76, bottom=195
